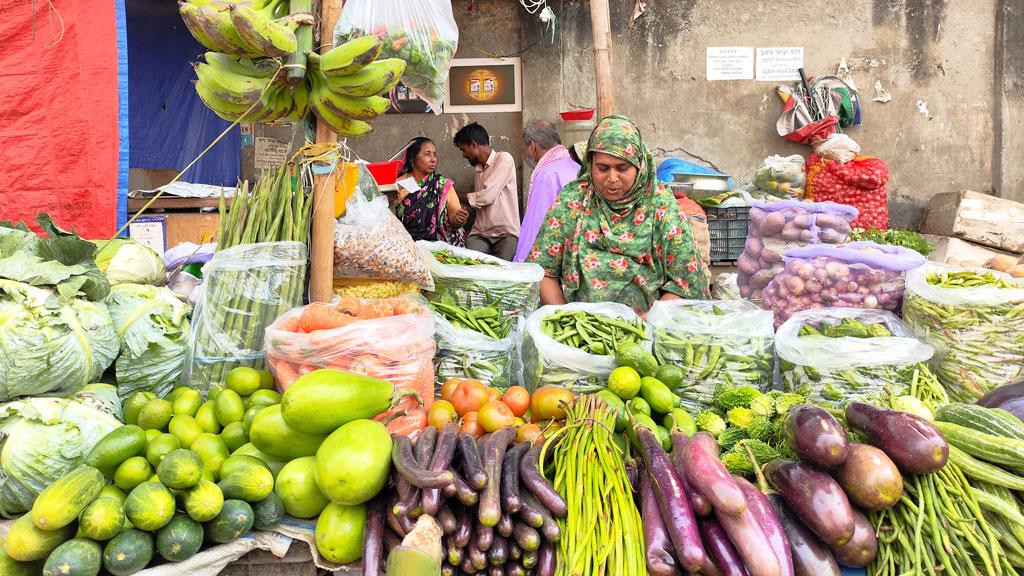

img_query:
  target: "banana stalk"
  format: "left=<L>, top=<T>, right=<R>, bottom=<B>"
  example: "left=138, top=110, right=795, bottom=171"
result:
left=286, top=0, right=313, bottom=86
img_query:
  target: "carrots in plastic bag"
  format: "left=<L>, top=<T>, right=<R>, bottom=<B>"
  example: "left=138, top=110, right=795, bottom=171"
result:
left=386, top=408, right=428, bottom=436
left=299, top=303, right=357, bottom=332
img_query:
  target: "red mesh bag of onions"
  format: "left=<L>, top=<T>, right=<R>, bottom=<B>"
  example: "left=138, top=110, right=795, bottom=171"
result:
left=764, top=241, right=926, bottom=327
left=736, top=200, right=859, bottom=301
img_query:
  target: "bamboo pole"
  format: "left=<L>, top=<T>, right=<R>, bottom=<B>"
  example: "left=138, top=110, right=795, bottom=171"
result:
left=309, top=0, right=344, bottom=304
left=589, top=0, right=616, bottom=118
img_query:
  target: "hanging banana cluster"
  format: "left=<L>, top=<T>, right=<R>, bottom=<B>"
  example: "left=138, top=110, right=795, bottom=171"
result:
left=179, top=0, right=405, bottom=137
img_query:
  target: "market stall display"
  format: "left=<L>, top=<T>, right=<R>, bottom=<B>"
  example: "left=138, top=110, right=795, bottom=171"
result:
left=648, top=299, right=775, bottom=412
left=736, top=200, right=857, bottom=300
left=419, top=241, right=545, bottom=316
left=430, top=298, right=517, bottom=391
left=902, top=264, right=1024, bottom=402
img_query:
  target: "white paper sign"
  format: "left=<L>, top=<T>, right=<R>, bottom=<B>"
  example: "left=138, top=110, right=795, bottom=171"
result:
left=397, top=177, right=421, bottom=193
left=756, top=47, right=804, bottom=81
left=706, top=47, right=754, bottom=81
left=254, top=136, right=289, bottom=169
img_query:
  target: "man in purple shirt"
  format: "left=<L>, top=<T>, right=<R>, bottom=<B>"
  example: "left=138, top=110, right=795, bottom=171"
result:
left=513, top=120, right=581, bottom=262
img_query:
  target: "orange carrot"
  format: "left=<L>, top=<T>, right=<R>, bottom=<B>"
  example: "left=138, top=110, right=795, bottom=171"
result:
left=277, top=315, right=302, bottom=332
left=299, top=304, right=356, bottom=333
left=271, top=361, right=302, bottom=392
left=335, top=296, right=363, bottom=316
left=386, top=409, right=428, bottom=436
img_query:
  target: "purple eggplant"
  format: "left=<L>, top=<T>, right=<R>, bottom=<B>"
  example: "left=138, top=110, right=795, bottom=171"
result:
left=362, top=498, right=385, bottom=576
left=478, top=426, right=515, bottom=527
left=635, top=424, right=707, bottom=572
left=501, top=442, right=529, bottom=513
left=844, top=402, right=948, bottom=474
left=488, top=535, right=507, bottom=566
left=497, top=513, right=513, bottom=538
left=414, top=425, right=437, bottom=464
left=422, top=423, right=459, bottom=515
left=641, top=474, right=684, bottom=576
left=784, top=405, right=849, bottom=468
left=537, top=542, right=556, bottom=576
left=734, top=476, right=794, bottom=576
left=699, top=517, right=750, bottom=576
left=978, top=381, right=1024, bottom=422
left=459, top=433, right=488, bottom=490
left=768, top=494, right=841, bottom=576
left=713, top=497, right=781, bottom=576
left=764, top=459, right=854, bottom=547
left=671, top=430, right=714, bottom=517
left=520, top=441, right=568, bottom=518
left=834, top=444, right=903, bottom=511
left=683, top=432, right=747, bottom=516
left=475, top=522, right=493, bottom=552
left=830, top=509, right=877, bottom=568
left=454, top=509, right=473, bottom=549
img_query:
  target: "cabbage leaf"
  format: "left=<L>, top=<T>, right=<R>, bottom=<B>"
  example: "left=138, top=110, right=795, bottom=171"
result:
left=93, top=238, right=167, bottom=286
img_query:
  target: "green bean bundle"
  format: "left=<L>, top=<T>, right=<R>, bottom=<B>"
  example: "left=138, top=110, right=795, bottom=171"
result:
left=430, top=295, right=516, bottom=391
left=541, top=395, right=646, bottom=575
left=432, top=248, right=499, bottom=266
left=540, top=310, right=647, bottom=356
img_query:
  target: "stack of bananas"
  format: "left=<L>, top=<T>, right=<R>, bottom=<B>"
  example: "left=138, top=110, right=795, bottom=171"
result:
left=180, top=0, right=405, bottom=137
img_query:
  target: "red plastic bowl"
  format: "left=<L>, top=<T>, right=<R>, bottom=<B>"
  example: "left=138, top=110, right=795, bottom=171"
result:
left=559, top=109, right=596, bottom=122
left=366, top=161, right=402, bottom=186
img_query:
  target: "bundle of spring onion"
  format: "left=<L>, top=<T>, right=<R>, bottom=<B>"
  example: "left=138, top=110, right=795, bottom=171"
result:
left=188, top=150, right=313, bottom=389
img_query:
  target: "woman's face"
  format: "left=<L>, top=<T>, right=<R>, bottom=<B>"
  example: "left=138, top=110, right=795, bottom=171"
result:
left=415, top=141, right=438, bottom=174
left=590, top=152, right=638, bottom=202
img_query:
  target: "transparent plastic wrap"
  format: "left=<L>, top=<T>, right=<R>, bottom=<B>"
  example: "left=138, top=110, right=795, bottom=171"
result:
left=776, top=308, right=936, bottom=407
left=764, top=241, right=925, bottom=327
left=264, top=297, right=435, bottom=414
left=333, top=0, right=458, bottom=113
left=648, top=299, right=774, bottom=413
left=418, top=241, right=544, bottom=315
left=433, top=312, right=517, bottom=392
left=902, top=263, right=1024, bottom=402
left=752, top=154, right=806, bottom=199
left=736, top=200, right=858, bottom=301
left=522, top=302, right=650, bottom=393
left=184, top=242, right=307, bottom=393
left=334, top=193, right=433, bottom=289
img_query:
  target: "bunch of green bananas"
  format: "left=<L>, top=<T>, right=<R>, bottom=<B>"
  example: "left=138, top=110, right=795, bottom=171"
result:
left=193, top=52, right=307, bottom=123
left=179, top=0, right=299, bottom=59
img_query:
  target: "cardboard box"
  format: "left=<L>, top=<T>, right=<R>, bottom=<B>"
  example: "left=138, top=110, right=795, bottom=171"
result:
left=922, top=234, right=1022, bottom=267
left=128, top=212, right=220, bottom=251
left=921, top=190, right=1024, bottom=254
left=241, top=123, right=306, bottom=183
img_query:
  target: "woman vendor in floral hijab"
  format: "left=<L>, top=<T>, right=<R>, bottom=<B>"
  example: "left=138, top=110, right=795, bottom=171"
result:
left=528, top=115, right=710, bottom=312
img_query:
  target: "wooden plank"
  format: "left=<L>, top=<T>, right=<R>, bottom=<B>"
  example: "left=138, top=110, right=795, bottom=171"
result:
left=309, top=0, right=345, bottom=304
left=588, top=0, right=616, bottom=119
left=922, top=234, right=1022, bottom=267
left=920, top=190, right=1024, bottom=253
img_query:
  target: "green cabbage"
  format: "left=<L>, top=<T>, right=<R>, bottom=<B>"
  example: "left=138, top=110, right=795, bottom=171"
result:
left=105, top=283, right=191, bottom=399
left=0, top=280, right=119, bottom=401
left=0, top=395, right=121, bottom=517
left=92, top=238, right=166, bottom=286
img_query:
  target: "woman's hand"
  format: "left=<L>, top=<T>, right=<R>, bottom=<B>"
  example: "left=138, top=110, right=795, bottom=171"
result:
left=450, top=208, right=469, bottom=227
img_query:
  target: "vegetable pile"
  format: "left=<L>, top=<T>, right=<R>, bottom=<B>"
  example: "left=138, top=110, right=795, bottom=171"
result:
left=847, top=227, right=933, bottom=256
left=420, top=241, right=545, bottom=317
left=433, top=249, right=499, bottom=267
left=540, top=309, right=647, bottom=356
left=431, top=297, right=516, bottom=390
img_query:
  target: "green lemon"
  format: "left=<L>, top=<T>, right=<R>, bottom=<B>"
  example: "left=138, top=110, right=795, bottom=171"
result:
left=123, top=392, right=156, bottom=426
left=626, top=396, right=651, bottom=417
left=607, top=366, right=642, bottom=400
left=220, top=422, right=249, bottom=453
left=169, top=415, right=204, bottom=449
left=146, top=434, right=182, bottom=467
left=137, top=399, right=174, bottom=431
left=114, top=457, right=153, bottom=492
left=226, top=367, right=262, bottom=397
left=654, top=364, right=685, bottom=390
left=257, top=370, right=275, bottom=390
left=171, top=388, right=203, bottom=417
left=214, top=390, right=245, bottom=426
left=195, top=401, right=222, bottom=434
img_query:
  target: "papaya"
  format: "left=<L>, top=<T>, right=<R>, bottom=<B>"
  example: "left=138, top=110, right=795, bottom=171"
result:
left=314, top=502, right=366, bottom=564
left=281, top=369, right=395, bottom=434
left=250, top=405, right=327, bottom=461
left=275, top=456, right=329, bottom=518
left=385, top=546, right=441, bottom=576
left=315, top=419, right=392, bottom=506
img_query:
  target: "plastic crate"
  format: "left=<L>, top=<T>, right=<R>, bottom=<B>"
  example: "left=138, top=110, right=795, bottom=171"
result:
left=705, top=206, right=750, bottom=263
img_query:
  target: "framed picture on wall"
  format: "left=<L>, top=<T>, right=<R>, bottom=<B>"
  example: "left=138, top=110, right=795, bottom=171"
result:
left=444, top=57, right=522, bottom=113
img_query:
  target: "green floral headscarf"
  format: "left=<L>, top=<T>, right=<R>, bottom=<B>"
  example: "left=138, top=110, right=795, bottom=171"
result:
left=527, top=115, right=709, bottom=312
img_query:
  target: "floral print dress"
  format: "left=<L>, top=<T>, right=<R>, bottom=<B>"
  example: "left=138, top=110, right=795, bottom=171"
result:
left=527, top=115, right=709, bottom=312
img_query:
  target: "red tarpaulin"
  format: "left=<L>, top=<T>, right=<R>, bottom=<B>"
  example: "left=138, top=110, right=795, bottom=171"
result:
left=0, top=2, right=121, bottom=238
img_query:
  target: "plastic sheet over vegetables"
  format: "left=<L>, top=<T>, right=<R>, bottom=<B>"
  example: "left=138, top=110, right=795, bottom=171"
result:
left=764, top=241, right=925, bottom=327
left=522, top=302, right=650, bottom=393
left=776, top=308, right=936, bottom=407
left=432, top=311, right=517, bottom=392
left=418, top=241, right=544, bottom=315
left=648, top=299, right=775, bottom=412
left=736, top=200, right=857, bottom=300
left=902, top=263, right=1024, bottom=402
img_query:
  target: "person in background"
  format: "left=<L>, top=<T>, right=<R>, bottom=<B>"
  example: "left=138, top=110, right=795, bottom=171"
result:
left=454, top=122, right=520, bottom=261
left=394, top=136, right=468, bottom=245
left=528, top=115, right=710, bottom=313
left=514, top=120, right=581, bottom=262
left=569, top=141, right=587, bottom=168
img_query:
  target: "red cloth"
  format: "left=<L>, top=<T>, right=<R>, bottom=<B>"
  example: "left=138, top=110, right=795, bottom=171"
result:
left=806, top=153, right=890, bottom=230
left=0, top=2, right=120, bottom=238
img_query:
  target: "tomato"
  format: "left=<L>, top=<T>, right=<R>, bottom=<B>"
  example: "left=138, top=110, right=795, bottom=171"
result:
left=501, top=386, right=531, bottom=417
left=486, top=387, right=502, bottom=403
left=427, top=400, right=457, bottom=429
left=515, top=423, right=543, bottom=444
left=530, top=386, right=574, bottom=421
left=478, top=401, right=515, bottom=433
left=451, top=380, right=489, bottom=416
left=460, top=411, right=485, bottom=438
left=440, top=380, right=461, bottom=402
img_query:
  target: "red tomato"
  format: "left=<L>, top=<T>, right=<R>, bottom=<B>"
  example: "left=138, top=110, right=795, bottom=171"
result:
left=486, top=387, right=502, bottom=403
left=451, top=380, right=488, bottom=416
left=478, top=401, right=515, bottom=433
left=501, top=386, right=531, bottom=417
left=460, top=411, right=485, bottom=438
left=427, top=400, right=457, bottom=429
left=440, top=379, right=462, bottom=402
left=515, top=423, right=543, bottom=444
left=530, top=386, right=575, bottom=421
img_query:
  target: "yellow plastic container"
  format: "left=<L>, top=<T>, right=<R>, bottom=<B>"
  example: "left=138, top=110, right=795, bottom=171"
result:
left=333, top=161, right=361, bottom=218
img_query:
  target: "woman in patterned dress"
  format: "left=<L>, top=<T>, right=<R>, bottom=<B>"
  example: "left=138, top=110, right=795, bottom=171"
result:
left=394, top=137, right=468, bottom=245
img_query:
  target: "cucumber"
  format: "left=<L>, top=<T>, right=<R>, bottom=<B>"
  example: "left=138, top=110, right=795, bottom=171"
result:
left=935, top=403, right=1024, bottom=441
left=5, top=513, right=76, bottom=562
left=84, top=426, right=148, bottom=474
left=0, top=547, right=41, bottom=576
left=934, top=421, right=1024, bottom=467
left=42, top=538, right=102, bottom=576
left=217, top=467, right=274, bottom=502
left=78, top=497, right=125, bottom=541
left=251, top=492, right=285, bottom=530
left=32, top=465, right=106, bottom=531
left=102, top=529, right=153, bottom=576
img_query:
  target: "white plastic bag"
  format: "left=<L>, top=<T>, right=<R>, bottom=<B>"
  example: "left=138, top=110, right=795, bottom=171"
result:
left=184, top=242, right=307, bottom=393
left=334, top=0, right=459, bottom=113
left=433, top=312, right=517, bottom=392
left=902, top=263, right=1024, bottom=401
left=418, top=241, right=544, bottom=315
left=776, top=308, right=935, bottom=406
left=334, top=193, right=433, bottom=289
left=648, top=299, right=775, bottom=412
left=522, top=302, right=650, bottom=393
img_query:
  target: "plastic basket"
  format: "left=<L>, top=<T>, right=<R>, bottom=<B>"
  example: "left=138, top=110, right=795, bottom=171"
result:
left=366, top=161, right=402, bottom=186
left=706, top=206, right=750, bottom=263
